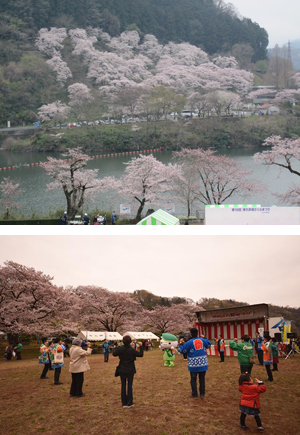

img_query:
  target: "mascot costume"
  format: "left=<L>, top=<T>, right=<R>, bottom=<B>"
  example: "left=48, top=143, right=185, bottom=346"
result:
left=159, top=333, right=178, bottom=367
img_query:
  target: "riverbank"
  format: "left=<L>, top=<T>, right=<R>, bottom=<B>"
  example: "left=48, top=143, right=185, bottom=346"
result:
left=1, top=115, right=298, bottom=154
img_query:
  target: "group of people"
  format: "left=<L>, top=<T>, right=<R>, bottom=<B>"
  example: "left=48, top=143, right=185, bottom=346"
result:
left=38, top=335, right=143, bottom=404
left=32, top=328, right=287, bottom=431
left=214, top=332, right=279, bottom=381
left=4, top=342, right=23, bottom=360
left=178, top=329, right=282, bottom=432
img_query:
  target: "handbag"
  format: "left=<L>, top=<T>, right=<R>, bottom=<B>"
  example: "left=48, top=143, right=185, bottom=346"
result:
left=53, top=350, right=64, bottom=364
left=115, top=365, right=120, bottom=377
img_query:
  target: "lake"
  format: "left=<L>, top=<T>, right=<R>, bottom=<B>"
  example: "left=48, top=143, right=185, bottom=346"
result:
left=0, top=148, right=298, bottom=217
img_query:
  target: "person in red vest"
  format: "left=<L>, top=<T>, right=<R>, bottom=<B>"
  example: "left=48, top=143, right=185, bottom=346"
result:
left=238, top=372, right=266, bottom=432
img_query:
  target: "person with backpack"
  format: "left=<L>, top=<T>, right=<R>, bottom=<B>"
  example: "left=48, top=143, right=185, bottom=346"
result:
left=238, top=372, right=266, bottom=432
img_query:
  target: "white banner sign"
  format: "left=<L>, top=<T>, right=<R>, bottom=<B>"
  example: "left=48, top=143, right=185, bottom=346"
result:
left=120, top=203, right=131, bottom=215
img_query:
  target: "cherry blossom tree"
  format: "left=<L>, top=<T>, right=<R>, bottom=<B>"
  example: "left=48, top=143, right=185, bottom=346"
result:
left=114, top=154, right=181, bottom=222
left=38, top=100, right=70, bottom=125
left=168, top=165, right=199, bottom=217
left=206, top=90, right=241, bottom=117
left=46, top=55, right=72, bottom=85
left=73, top=286, right=145, bottom=332
left=254, top=135, right=300, bottom=205
left=68, top=83, right=94, bottom=107
left=0, top=177, right=24, bottom=219
left=36, top=28, right=72, bottom=85
left=146, top=304, right=196, bottom=335
left=174, top=148, right=261, bottom=205
left=35, top=27, right=68, bottom=57
left=40, top=148, right=112, bottom=219
left=0, top=261, right=75, bottom=345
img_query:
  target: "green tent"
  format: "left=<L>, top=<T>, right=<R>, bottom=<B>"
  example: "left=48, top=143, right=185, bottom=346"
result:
left=137, top=209, right=180, bottom=225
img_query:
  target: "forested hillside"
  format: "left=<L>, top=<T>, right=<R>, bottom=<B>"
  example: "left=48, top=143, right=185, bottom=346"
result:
left=0, top=0, right=268, bottom=61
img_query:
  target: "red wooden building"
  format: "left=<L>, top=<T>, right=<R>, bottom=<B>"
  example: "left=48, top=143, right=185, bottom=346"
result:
left=195, top=304, right=269, bottom=357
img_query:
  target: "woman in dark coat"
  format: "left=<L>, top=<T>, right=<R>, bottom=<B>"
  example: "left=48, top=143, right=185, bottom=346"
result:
left=113, top=335, right=143, bottom=408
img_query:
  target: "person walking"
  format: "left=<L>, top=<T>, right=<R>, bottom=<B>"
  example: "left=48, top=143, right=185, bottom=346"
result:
left=113, top=335, right=144, bottom=408
left=111, top=211, right=117, bottom=225
left=39, top=338, right=51, bottom=379
left=178, top=327, right=211, bottom=399
left=102, top=340, right=110, bottom=362
left=238, top=373, right=266, bottom=432
left=229, top=335, right=254, bottom=374
left=261, top=335, right=273, bottom=382
left=255, top=332, right=264, bottom=366
left=69, top=338, right=93, bottom=397
left=50, top=338, right=66, bottom=385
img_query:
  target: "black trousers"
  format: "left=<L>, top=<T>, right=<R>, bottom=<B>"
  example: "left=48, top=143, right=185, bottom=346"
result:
left=240, top=364, right=253, bottom=375
left=190, top=371, right=206, bottom=397
left=40, top=363, right=50, bottom=378
left=121, top=375, right=134, bottom=406
left=16, top=351, right=22, bottom=360
left=70, top=372, right=84, bottom=396
left=104, top=352, right=109, bottom=362
left=257, top=349, right=264, bottom=365
left=265, top=364, right=273, bottom=381
left=54, top=367, right=61, bottom=383
left=240, top=412, right=262, bottom=427
left=220, top=351, right=225, bottom=362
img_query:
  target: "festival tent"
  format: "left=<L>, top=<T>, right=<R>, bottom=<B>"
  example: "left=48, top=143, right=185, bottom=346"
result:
left=136, top=209, right=180, bottom=225
left=123, top=331, right=160, bottom=341
left=77, top=331, right=123, bottom=341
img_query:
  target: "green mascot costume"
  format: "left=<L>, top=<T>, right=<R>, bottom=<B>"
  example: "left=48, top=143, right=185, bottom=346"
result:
left=159, top=333, right=178, bottom=367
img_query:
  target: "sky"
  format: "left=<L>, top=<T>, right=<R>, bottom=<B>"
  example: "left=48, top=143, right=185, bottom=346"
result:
left=0, top=235, right=299, bottom=308
left=228, top=0, right=300, bottom=47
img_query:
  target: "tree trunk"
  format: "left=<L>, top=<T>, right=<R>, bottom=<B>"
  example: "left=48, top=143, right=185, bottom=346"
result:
left=7, top=333, right=19, bottom=346
left=135, top=198, right=146, bottom=222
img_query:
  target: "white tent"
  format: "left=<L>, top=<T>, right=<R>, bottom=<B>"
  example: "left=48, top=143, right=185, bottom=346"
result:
left=123, top=331, right=160, bottom=341
left=78, top=331, right=123, bottom=341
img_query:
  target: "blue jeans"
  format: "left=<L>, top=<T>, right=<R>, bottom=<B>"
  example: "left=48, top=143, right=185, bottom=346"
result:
left=190, top=371, right=206, bottom=397
left=121, top=375, right=134, bottom=406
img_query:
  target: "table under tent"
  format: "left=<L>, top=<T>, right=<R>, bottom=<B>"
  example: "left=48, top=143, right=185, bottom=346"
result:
left=136, top=209, right=179, bottom=225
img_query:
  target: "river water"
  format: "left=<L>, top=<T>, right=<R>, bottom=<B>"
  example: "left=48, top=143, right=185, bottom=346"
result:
left=0, top=148, right=298, bottom=217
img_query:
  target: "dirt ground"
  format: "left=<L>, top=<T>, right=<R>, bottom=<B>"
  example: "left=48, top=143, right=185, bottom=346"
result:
left=0, top=349, right=299, bottom=435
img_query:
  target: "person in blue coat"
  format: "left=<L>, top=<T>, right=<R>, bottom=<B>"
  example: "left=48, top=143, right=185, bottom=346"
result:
left=178, top=327, right=211, bottom=399
left=255, top=332, right=264, bottom=366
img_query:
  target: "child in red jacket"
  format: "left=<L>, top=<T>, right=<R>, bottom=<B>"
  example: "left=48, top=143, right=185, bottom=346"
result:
left=238, top=373, right=266, bottom=432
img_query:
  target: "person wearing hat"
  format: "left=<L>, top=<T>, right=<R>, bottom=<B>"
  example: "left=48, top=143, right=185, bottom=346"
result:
left=178, top=328, right=211, bottom=399
left=69, top=338, right=93, bottom=397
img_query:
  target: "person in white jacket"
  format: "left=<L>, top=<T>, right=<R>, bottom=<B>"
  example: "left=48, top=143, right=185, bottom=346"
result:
left=69, top=338, right=93, bottom=397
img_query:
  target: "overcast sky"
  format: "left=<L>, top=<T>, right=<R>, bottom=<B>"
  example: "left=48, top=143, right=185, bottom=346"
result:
left=0, top=235, right=299, bottom=308
left=228, top=0, right=300, bottom=47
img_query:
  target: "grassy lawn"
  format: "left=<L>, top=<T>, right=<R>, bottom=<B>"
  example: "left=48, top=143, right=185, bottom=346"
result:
left=0, top=348, right=299, bottom=435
